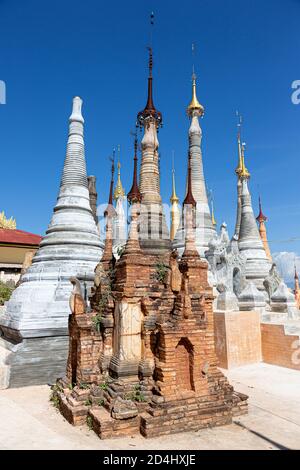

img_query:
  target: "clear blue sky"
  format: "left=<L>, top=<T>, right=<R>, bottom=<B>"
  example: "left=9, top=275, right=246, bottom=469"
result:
left=0, top=0, right=299, bottom=256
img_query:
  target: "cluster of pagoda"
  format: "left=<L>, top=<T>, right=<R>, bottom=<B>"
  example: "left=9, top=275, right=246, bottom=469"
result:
left=0, top=37, right=299, bottom=405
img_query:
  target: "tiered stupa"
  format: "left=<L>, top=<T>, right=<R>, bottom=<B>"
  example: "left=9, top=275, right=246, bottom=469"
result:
left=256, top=196, right=272, bottom=261
left=113, top=148, right=127, bottom=254
left=137, top=48, right=170, bottom=254
left=87, top=176, right=98, bottom=225
left=170, top=163, right=180, bottom=241
left=238, top=144, right=271, bottom=293
left=233, top=121, right=243, bottom=238
left=0, top=97, right=103, bottom=388
left=173, top=72, right=215, bottom=256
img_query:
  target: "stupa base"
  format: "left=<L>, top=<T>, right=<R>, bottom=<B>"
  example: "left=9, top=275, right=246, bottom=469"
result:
left=0, top=334, right=68, bottom=389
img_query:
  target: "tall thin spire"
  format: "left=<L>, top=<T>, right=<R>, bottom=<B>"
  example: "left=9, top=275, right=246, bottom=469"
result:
left=137, top=47, right=162, bottom=127
left=170, top=151, right=180, bottom=241
left=102, top=157, right=116, bottom=265
left=137, top=36, right=170, bottom=254
left=187, top=43, right=204, bottom=117
left=256, top=196, right=267, bottom=223
left=183, top=153, right=196, bottom=208
left=182, top=150, right=197, bottom=256
left=105, top=155, right=116, bottom=217
left=173, top=53, right=214, bottom=256
left=238, top=173, right=271, bottom=293
left=170, top=151, right=179, bottom=204
left=234, top=113, right=248, bottom=239
left=127, top=132, right=141, bottom=205
left=114, top=145, right=125, bottom=201
left=256, top=196, right=272, bottom=261
left=235, top=112, right=243, bottom=176
left=240, top=143, right=250, bottom=180
left=211, top=199, right=217, bottom=228
left=187, top=73, right=204, bottom=117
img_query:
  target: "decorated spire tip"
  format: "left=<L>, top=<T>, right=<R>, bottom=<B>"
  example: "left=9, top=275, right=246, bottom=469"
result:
left=170, top=150, right=179, bottom=204
left=127, top=133, right=142, bottom=205
left=256, top=196, right=267, bottom=223
left=240, top=142, right=250, bottom=179
left=137, top=42, right=162, bottom=127
left=148, top=46, right=153, bottom=78
left=104, top=153, right=117, bottom=217
left=187, top=66, right=204, bottom=117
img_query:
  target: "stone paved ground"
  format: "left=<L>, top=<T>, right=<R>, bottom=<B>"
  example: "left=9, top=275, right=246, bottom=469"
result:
left=0, top=363, right=299, bottom=450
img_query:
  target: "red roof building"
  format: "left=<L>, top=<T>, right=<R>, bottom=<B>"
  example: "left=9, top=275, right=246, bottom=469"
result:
left=0, top=229, right=42, bottom=286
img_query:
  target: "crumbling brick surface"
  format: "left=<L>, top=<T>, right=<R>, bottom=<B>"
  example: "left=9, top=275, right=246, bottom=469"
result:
left=57, top=221, right=248, bottom=438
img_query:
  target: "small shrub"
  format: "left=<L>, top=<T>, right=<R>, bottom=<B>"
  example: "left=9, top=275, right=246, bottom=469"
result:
left=98, top=399, right=105, bottom=406
left=79, top=382, right=90, bottom=390
left=84, top=398, right=92, bottom=406
left=99, top=382, right=108, bottom=391
left=0, top=281, right=13, bottom=306
left=117, top=246, right=125, bottom=258
left=86, top=415, right=93, bottom=430
left=134, top=390, right=146, bottom=402
left=91, top=313, right=102, bottom=332
left=50, top=393, right=60, bottom=408
left=155, top=262, right=168, bottom=283
left=125, top=386, right=146, bottom=403
left=51, top=383, right=63, bottom=393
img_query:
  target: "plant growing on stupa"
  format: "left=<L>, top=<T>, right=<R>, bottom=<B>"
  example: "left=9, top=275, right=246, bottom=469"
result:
left=86, top=415, right=93, bottom=430
left=91, top=312, right=102, bottom=332
left=155, top=262, right=168, bottom=283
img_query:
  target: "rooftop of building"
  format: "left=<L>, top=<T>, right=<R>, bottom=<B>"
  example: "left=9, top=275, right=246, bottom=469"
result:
left=0, top=228, right=42, bottom=246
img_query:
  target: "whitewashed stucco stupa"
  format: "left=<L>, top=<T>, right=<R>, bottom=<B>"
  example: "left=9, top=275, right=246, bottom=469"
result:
left=173, top=74, right=215, bottom=256
left=0, top=97, right=103, bottom=388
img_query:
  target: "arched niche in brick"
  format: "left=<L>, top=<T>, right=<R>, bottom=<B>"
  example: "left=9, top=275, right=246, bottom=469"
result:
left=175, top=337, right=195, bottom=392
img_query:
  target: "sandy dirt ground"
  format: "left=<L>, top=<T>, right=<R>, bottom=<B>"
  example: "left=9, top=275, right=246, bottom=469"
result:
left=0, top=363, right=299, bottom=450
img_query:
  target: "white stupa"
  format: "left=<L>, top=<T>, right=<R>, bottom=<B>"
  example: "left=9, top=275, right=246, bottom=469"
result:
left=0, top=97, right=103, bottom=388
left=173, top=73, right=215, bottom=256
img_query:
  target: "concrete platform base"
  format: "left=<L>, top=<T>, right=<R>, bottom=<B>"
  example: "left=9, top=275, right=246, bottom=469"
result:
left=214, top=310, right=262, bottom=369
left=261, top=321, right=300, bottom=371
left=0, top=335, right=68, bottom=389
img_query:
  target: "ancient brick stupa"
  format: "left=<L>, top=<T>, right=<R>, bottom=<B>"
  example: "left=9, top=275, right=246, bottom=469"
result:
left=54, top=134, right=247, bottom=439
left=137, top=47, right=170, bottom=255
left=0, top=97, right=103, bottom=388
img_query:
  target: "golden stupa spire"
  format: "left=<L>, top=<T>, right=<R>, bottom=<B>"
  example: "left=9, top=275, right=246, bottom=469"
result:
left=211, top=200, right=217, bottom=227
left=235, top=112, right=243, bottom=176
left=113, top=145, right=125, bottom=200
left=187, top=74, right=204, bottom=117
left=240, top=142, right=250, bottom=179
left=170, top=151, right=179, bottom=204
left=187, top=45, right=204, bottom=117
